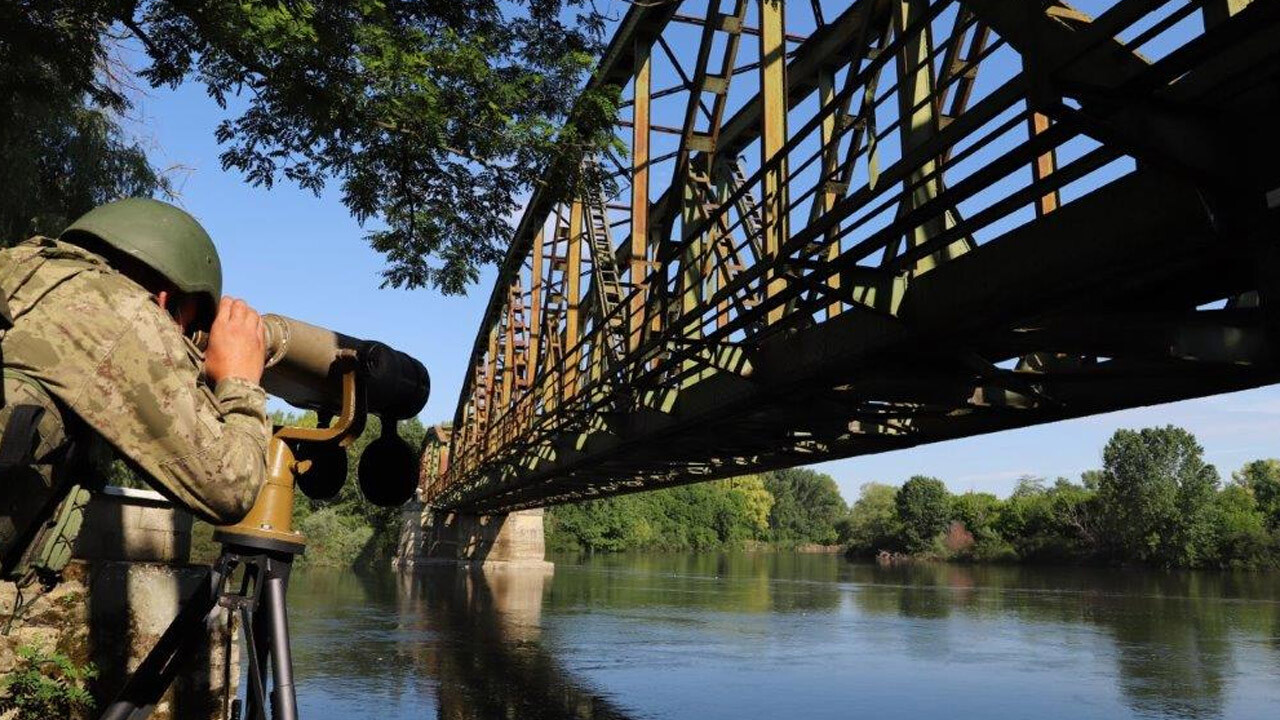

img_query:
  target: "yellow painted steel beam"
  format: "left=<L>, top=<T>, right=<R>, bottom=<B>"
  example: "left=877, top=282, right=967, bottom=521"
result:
left=890, top=0, right=970, bottom=273
left=564, top=199, right=584, bottom=403
left=1028, top=112, right=1060, bottom=217
left=630, top=40, right=651, bottom=352
left=528, top=229, right=544, bottom=387
left=816, top=68, right=843, bottom=320
left=759, top=0, right=790, bottom=326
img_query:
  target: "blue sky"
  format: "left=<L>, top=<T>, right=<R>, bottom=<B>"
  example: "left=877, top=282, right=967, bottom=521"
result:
left=117, top=3, right=1280, bottom=503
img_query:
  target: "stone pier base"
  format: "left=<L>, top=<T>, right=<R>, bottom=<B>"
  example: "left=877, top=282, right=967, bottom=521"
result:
left=395, top=503, right=552, bottom=570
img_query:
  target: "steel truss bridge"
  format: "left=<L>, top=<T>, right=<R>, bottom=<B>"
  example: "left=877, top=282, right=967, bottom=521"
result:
left=421, top=0, right=1280, bottom=514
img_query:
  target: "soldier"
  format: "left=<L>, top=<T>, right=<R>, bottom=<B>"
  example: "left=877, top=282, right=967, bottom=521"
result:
left=0, top=198, right=269, bottom=589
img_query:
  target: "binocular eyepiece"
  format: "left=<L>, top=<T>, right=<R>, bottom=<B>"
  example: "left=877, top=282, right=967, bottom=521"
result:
left=256, top=314, right=430, bottom=506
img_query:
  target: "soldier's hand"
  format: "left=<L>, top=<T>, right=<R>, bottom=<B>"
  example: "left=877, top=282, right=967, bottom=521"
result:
left=205, top=297, right=266, bottom=386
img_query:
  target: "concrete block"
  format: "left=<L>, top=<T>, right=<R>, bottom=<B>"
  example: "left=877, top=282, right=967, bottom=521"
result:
left=1, top=487, right=230, bottom=720
left=74, top=486, right=193, bottom=563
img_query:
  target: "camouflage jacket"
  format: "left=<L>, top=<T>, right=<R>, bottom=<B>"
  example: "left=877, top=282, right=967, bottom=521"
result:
left=0, top=237, right=268, bottom=524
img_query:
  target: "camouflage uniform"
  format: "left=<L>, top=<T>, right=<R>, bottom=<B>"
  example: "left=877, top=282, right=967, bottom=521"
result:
left=0, top=237, right=268, bottom=524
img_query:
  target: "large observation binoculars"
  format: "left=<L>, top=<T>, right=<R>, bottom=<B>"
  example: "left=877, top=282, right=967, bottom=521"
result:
left=257, top=314, right=430, bottom=508
left=210, top=314, right=429, bottom=555
left=260, top=314, right=429, bottom=422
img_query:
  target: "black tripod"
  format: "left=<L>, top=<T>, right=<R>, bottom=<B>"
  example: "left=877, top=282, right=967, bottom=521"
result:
left=99, top=530, right=304, bottom=720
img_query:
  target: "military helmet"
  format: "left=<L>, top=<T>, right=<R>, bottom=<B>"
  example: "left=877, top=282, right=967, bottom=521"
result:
left=61, top=198, right=222, bottom=325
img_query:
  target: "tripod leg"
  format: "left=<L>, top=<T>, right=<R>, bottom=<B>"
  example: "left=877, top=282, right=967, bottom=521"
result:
left=240, top=602, right=270, bottom=720
left=98, top=561, right=228, bottom=720
left=263, top=559, right=299, bottom=720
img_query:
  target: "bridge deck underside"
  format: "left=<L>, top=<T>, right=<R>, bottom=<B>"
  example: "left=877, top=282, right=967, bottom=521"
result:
left=426, top=0, right=1280, bottom=514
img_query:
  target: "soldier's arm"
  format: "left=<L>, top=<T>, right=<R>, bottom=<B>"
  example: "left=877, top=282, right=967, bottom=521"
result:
left=75, top=302, right=270, bottom=525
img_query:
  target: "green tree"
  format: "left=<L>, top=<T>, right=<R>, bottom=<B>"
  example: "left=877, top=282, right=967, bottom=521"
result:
left=725, top=475, right=774, bottom=539
left=1232, top=459, right=1280, bottom=530
left=894, top=476, right=950, bottom=553
left=1099, top=426, right=1219, bottom=567
left=949, top=490, right=1016, bottom=560
left=844, top=482, right=901, bottom=555
left=1046, top=477, right=1101, bottom=559
left=1211, top=483, right=1270, bottom=567
left=545, top=477, right=777, bottom=553
left=3, top=1, right=615, bottom=291
left=1080, top=469, right=1104, bottom=490
left=996, top=477, right=1101, bottom=561
left=950, top=491, right=1001, bottom=537
left=545, top=493, right=653, bottom=553
left=764, top=468, right=848, bottom=545
left=994, top=477, right=1055, bottom=558
left=1, top=4, right=167, bottom=242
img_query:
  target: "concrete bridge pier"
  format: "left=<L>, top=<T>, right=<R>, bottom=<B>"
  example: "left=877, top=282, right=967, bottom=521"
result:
left=395, top=502, right=551, bottom=570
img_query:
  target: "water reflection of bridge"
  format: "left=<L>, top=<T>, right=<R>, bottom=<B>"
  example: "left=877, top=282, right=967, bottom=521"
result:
left=395, top=567, right=633, bottom=720
left=288, top=567, right=633, bottom=720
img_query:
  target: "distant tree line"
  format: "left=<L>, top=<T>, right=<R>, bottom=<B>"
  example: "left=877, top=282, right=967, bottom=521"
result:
left=546, top=468, right=849, bottom=553
left=846, top=426, right=1280, bottom=569
left=549, top=425, right=1280, bottom=570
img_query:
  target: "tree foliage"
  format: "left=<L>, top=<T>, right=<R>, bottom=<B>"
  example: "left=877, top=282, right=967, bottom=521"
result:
left=1099, top=426, right=1219, bottom=567
left=763, top=468, right=848, bottom=545
left=3, top=0, right=616, bottom=292
left=1212, top=483, right=1270, bottom=567
left=547, top=469, right=848, bottom=553
left=1233, top=459, right=1280, bottom=531
left=843, top=483, right=901, bottom=554
left=894, top=476, right=950, bottom=552
left=1, top=2, right=167, bottom=242
left=838, top=427, right=1277, bottom=569
left=546, top=480, right=779, bottom=553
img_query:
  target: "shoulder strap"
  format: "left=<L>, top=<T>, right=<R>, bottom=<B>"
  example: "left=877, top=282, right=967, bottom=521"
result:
left=0, top=404, right=45, bottom=470
left=0, top=314, right=7, bottom=409
left=1, top=263, right=11, bottom=408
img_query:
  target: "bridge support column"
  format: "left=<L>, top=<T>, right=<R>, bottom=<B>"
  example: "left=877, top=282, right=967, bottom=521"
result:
left=395, top=503, right=552, bottom=570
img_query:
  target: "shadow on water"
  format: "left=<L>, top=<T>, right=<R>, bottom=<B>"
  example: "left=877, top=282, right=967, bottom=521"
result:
left=399, top=566, right=634, bottom=720
left=287, top=564, right=635, bottom=720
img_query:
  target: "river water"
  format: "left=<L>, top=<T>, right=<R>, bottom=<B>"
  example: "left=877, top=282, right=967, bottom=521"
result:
left=286, top=553, right=1280, bottom=719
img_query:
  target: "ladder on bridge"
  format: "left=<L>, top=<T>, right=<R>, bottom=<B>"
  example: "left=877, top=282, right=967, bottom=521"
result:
left=710, top=159, right=767, bottom=329
left=724, top=159, right=765, bottom=259
left=581, top=160, right=631, bottom=373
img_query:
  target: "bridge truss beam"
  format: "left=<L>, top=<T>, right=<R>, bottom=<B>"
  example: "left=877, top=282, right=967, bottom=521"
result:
left=424, top=0, right=1280, bottom=514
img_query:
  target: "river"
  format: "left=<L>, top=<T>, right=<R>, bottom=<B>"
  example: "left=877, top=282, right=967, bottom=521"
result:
left=285, top=553, right=1280, bottom=719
